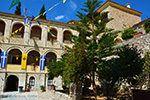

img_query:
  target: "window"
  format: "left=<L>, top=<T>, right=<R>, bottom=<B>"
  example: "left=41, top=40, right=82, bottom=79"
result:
left=29, top=76, right=35, bottom=86
left=47, top=78, right=53, bottom=86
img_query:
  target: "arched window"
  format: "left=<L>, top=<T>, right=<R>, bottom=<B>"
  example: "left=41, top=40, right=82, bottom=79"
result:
left=12, top=23, right=24, bottom=38
left=31, top=26, right=41, bottom=40
left=27, top=50, right=40, bottom=65
left=7, top=49, right=22, bottom=64
left=45, top=52, right=57, bottom=66
left=47, top=28, right=57, bottom=44
left=29, top=76, right=35, bottom=86
left=0, top=20, right=5, bottom=36
left=63, top=30, right=72, bottom=44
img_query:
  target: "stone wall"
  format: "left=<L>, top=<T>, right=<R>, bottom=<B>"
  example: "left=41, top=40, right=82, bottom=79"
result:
left=105, top=5, right=141, bottom=31
left=117, top=32, right=150, bottom=55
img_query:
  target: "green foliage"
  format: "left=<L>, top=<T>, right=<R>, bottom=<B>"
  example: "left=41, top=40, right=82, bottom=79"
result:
left=40, top=85, right=45, bottom=90
left=39, top=4, right=46, bottom=19
left=136, top=52, right=150, bottom=89
left=63, top=42, right=90, bottom=85
left=144, top=19, right=150, bottom=33
left=68, top=0, right=118, bottom=87
left=122, top=27, right=137, bottom=40
left=97, top=45, right=144, bottom=98
left=47, top=61, right=64, bottom=80
left=14, top=2, right=21, bottom=15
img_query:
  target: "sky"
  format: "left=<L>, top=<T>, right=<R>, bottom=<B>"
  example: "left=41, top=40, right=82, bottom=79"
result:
left=0, top=0, right=149, bottom=23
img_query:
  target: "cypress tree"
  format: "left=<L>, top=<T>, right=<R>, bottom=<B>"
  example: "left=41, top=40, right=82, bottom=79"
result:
left=14, top=2, right=21, bottom=15
left=39, top=4, right=46, bottom=19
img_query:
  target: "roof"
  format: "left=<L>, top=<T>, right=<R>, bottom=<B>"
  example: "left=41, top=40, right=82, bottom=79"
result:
left=0, top=11, right=76, bottom=27
left=96, top=0, right=142, bottom=16
left=133, top=18, right=150, bottom=28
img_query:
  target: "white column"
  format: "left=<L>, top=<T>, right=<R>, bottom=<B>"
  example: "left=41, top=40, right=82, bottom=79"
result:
left=0, top=72, right=5, bottom=92
left=41, top=25, right=47, bottom=47
left=24, top=26, right=31, bottom=45
left=4, top=20, right=12, bottom=43
left=38, top=74, right=45, bottom=90
left=57, top=28, right=63, bottom=43
left=18, top=73, right=26, bottom=91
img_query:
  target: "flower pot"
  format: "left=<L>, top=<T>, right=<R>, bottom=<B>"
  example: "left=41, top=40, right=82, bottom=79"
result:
left=26, top=88, right=29, bottom=92
left=51, top=85, right=55, bottom=90
left=133, top=32, right=142, bottom=37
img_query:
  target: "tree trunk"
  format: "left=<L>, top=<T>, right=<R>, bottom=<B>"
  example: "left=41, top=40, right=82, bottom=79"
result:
left=74, top=84, right=82, bottom=100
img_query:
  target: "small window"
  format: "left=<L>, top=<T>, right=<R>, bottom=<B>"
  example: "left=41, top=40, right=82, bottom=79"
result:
left=29, top=76, right=35, bottom=86
left=47, top=78, right=53, bottom=86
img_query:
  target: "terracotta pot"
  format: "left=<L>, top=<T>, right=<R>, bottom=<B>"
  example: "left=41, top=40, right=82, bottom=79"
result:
left=133, top=32, right=142, bottom=37
left=51, top=85, right=55, bottom=90
left=26, top=88, right=29, bottom=92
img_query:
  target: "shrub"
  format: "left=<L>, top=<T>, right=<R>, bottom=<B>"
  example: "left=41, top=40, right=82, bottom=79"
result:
left=40, top=85, right=45, bottom=90
left=122, top=27, right=137, bottom=40
left=144, top=19, right=150, bottom=33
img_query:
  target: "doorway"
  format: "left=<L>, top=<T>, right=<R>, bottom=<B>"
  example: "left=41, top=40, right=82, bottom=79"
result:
left=4, top=75, right=19, bottom=92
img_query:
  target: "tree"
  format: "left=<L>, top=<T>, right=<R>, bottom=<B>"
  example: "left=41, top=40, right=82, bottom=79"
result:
left=39, top=4, right=46, bottom=19
left=63, top=42, right=90, bottom=84
left=63, top=41, right=90, bottom=100
left=136, top=52, right=150, bottom=90
left=69, top=0, right=118, bottom=88
left=63, top=0, right=118, bottom=99
left=47, top=61, right=64, bottom=80
left=97, top=45, right=144, bottom=99
left=14, top=2, right=21, bottom=15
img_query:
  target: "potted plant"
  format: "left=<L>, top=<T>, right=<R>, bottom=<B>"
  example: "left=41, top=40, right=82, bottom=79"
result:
left=26, top=83, right=30, bottom=92
left=51, top=84, right=55, bottom=90
left=40, top=85, right=45, bottom=92
left=51, top=80, right=56, bottom=90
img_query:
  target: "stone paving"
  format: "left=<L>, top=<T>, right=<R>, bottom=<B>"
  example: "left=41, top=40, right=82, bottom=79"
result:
left=0, top=91, right=71, bottom=100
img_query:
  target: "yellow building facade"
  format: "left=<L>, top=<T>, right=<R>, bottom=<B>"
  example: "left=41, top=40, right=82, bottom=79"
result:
left=0, top=11, right=78, bottom=92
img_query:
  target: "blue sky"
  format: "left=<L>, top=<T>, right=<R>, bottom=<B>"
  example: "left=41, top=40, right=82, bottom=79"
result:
left=0, top=0, right=149, bottom=23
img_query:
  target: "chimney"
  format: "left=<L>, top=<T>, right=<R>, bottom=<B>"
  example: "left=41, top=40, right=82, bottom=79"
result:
left=126, top=3, right=131, bottom=8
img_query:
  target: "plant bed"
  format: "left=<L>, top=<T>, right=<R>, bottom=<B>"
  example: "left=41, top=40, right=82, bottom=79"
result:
left=133, top=32, right=142, bottom=37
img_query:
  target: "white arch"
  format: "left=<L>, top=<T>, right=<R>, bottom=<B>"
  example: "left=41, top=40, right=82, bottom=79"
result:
left=12, top=21, right=24, bottom=26
left=63, top=29, right=73, bottom=35
left=6, top=46, right=23, bottom=54
left=0, top=18, right=7, bottom=25
left=44, top=50, right=58, bottom=57
left=26, top=48, right=41, bottom=55
left=0, top=46, right=4, bottom=52
left=27, top=75, right=37, bottom=84
left=6, top=74, right=19, bottom=80
left=50, top=26, right=58, bottom=33
left=61, top=52, right=67, bottom=56
left=31, top=24, right=42, bottom=30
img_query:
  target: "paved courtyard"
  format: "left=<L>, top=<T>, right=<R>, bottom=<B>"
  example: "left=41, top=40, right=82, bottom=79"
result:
left=0, top=91, right=64, bottom=100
